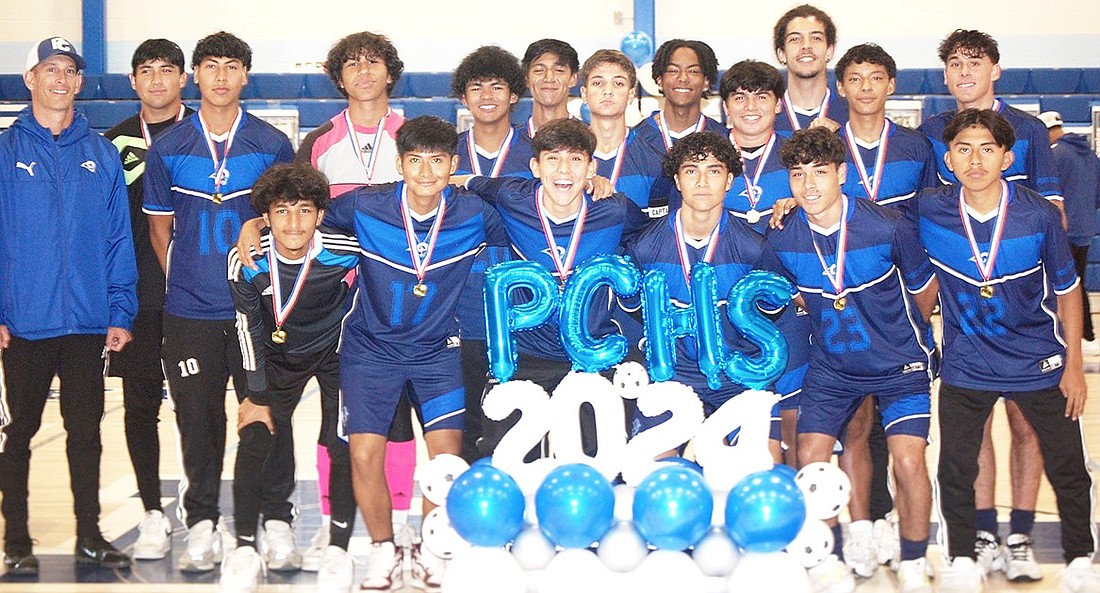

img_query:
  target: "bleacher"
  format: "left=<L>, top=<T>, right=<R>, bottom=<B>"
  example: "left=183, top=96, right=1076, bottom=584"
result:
left=3, top=67, right=1100, bottom=286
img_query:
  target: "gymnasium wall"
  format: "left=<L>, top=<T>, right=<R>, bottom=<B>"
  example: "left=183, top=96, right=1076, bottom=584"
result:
left=0, top=0, right=1097, bottom=73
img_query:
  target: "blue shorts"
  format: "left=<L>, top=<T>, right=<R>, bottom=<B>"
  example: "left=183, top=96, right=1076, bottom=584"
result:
left=798, top=384, right=931, bottom=441
left=775, top=362, right=807, bottom=411
left=774, top=306, right=811, bottom=409
left=340, top=347, right=464, bottom=436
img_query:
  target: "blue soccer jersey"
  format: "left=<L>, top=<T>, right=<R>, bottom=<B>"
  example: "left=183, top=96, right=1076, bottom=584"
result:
left=919, top=100, right=1061, bottom=200
left=454, top=128, right=532, bottom=342
left=467, top=176, right=648, bottom=361
left=625, top=210, right=792, bottom=398
left=324, top=182, right=508, bottom=363
left=840, top=121, right=938, bottom=218
left=768, top=197, right=936, bottom=393
left=774, top=88, right=850, bottom=134
left=918, top=182, right=1077, bottom=391
left=724, top=131, right=794, bottom=233
left=633, top=111, right=727, bottom=216
left=143, top=111, right=294, bottom=320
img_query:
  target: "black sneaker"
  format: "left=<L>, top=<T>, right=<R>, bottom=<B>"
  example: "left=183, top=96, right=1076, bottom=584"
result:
left=4, top=544, right=38, bottom=576
left=75, top=535, right=131, bottom=569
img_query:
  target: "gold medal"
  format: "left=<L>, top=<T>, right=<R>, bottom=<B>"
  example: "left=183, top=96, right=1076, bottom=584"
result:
left=980, top=285, right=994, bottom=299
left=212, top=192, right=222, bottom=204
left=834, top=297, right=846, bottom=311
left=745, top=209, right=762, bottom=225
left=271, top=328, right=287, bottom=344
left=413, top=283, right=428, bottom=297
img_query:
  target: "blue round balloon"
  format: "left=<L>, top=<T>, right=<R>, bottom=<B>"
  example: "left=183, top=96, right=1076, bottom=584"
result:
left=620, top=31, right=655, bottom=65
left=771, top=463, right=798, bottom=481
left=445, top=465, right=526, bottom=547
left=658, top=456, right=704, bottom=475
left=725, top=468, right=806, bottom=552
left=632, top=466, right=714, bottom=550
left=535, top=463, right=615, bottom=548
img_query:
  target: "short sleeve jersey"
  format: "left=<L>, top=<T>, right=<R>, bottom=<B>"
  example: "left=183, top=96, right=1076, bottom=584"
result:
left=632, top=112, right=728, bottom=217
left=142, top=111, right=294, bottom=320
left=324, top=182, right=507, bottom=363
left=767, top=197, right=936, bottom=392
left=839, top=121, right=938, bottom=219
left=919, top=101, right=1061, bottom=200
left=295, top=108, right=405, bottom=197
left=918, top=182, right=1077, bottom=391
left=467, top=176, right=648, bottom=361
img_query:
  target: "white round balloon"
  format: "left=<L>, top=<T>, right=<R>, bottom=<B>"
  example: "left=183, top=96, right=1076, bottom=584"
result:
left=419, top=453, right=470, bottom=506
left=612, top=361, right=649, bottom=400
left=794, top=462, right=851, bottom=521
left=512, top=525, right=557, bottom=571
left=421, top=506, right=471, bottom=560
left=727, top=552, right=811, bottom=592
left=443, top=546, right=525, bottom=593
left=541, top=548, right=611, bottom=593
left=596, top=521, right=648, bottom=572
left=785, top=518, right=834, bottom=568
left=692, top=527, right=741, bottom=577
left=636, top=63, right=661, bottom=97
left=633, top=550, right=706, bottom=592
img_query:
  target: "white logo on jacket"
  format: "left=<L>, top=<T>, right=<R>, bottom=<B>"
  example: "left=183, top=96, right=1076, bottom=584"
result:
left=15, top=161, right=35, bottom=176
left=80, top=161, right=97, bottom=173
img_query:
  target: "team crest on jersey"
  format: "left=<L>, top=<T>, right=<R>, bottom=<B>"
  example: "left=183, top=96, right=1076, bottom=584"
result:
left=821, top=263, right=838, bottom=278
left=859, top=175, right=875, bottom=189
left=211, top=168, right=230, bottom=186
left=542, top=245, right=567, bottom=260
left=739, top=186, right=762, bottom=201
left=407, top=242, right=429, bottom=257
left=969, top=252, right=991, bottom=266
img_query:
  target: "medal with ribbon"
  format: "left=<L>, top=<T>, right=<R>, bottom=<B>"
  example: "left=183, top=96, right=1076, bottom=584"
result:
left=843, top=120, right=891, bottom=203
left=401, top=184, right=447, bottom=297
left=139, top=104, right=186, bottom=149
left=535, top=187, right=588, bottom=284
left=674, top=209, right=720, bottom=286
left=346, top=108, right=391, bottom=185
left=466, top=127, right=513, bottom=178
left=782, top=88, right=830, bottom=131
left=268, top=238, right=315, bottom=344
left=198, top=108, right=243, bottom=204
left=810, top=195, right=849, bottom=310
left=959, top=180, right=1009, bottom=298
left=604, top=132, right=630, bottom=190
left=734, top=132, right=777, bottom=224
left=657, top=111, right=706, bottom=152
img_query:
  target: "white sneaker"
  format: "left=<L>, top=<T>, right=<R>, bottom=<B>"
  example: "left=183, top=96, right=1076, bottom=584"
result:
left=872, top=516, right=900, bottom=568
left=410, top=542, right=447, bottom=592
left=897, top=558, right=933, bottom=593
left=260, top=520, right=301, bottom=572
left=940, top=556, right=985, bottom=593
left=219, top=545, right=265, bottom=593
left=842, top=520, right=877, bottom=578
left=316, top=545, right=355, bottom=592
left=132, top=509, right=172, bottom=560
left=974, top=530, right=1003, bottom=575
left=360, top=541, right=403, bottom=591
left=808, top=554, right=856, bottom=593
left=1063, top=557, right=1100, bottom=593
left=1002, top=533, right=1043, bottom=582
left=301, top=517, right=330, bottom=572
left=179, top=519, right=223, bottom=573
left=1082, top=339, right=1100, bottom=357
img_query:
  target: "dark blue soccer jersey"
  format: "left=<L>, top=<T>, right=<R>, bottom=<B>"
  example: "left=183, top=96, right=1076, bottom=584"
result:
left=455, top=129, right=532, bottom=342
left=633, top=112, right=727, bottom=217
left=467, top=176, right=648, bottom=361
left=143, top=112, right=293, bottom=320
left=625, top=211, right=791, bottom=397
left=919, top=101, right=1061, bottom=200
left=774, top=89, right=850, bottom=134
left=918, top=182, right=1077, bottom=391
left=768, top=197, right=936, bottom=391
left=724, top=132, right=794, bottom=233
left=840, top=122, right=938, bottom=218
left=323, top=182, right=507, bottom=363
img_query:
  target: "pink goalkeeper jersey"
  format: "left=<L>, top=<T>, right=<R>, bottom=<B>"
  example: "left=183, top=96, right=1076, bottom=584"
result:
left=296, top=108, right=406, bottom=197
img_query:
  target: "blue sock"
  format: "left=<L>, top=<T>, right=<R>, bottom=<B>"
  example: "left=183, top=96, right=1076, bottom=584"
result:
left=1009, top=509, right=1035, bottom=536
left=975, top=508, right=999, bottom=537
left=900, top=537, right=928, bottom=562
left=832, top=524, right=844, bottom=560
